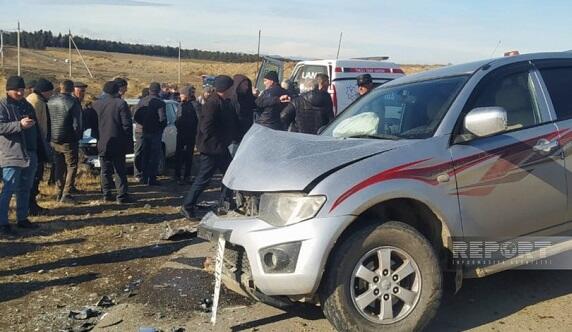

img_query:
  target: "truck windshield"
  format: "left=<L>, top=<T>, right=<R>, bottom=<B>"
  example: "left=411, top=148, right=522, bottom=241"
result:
left=321, top=75, right=468, bottom=139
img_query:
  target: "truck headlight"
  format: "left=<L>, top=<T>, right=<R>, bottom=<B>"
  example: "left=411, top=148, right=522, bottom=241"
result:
left=258, top=193, right=326, bottom=227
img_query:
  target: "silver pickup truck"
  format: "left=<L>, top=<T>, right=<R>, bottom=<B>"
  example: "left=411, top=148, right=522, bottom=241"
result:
left=199, top=52, right=572, bottom=331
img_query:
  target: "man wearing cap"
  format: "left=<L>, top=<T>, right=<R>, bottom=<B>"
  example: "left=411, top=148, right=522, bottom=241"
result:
left=133, top=82, right=166, bottom=186
left=254, top=70, right=288, bottom=130
left=357, top=73, right=374, bottom=97
left=26, top=78, right=54, bottom=215
left=174, top=85, right=198, bottom=184
left=92, top=81, right=133, bottom=204
left=0, top=76, right=45, bottom=235
left=73, top=82, right=88, bottom=104
left=48, top=80, right=82, bottom=204
left=181, top=75, right=239, bottom=219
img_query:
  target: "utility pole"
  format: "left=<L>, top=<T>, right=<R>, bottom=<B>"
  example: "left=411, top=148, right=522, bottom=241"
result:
left=17, top=21, right=21, bottom=76
left=178, top=41, right=181, bottom=85
left=70, top=36, right=94, bottom=78
left=68, top=29, right=72, bottom=78
left=0, top=30, right=4, bottom=68
left=256, top=29, right=261, bottom=76
left=336, top=32, right=343, bottom=59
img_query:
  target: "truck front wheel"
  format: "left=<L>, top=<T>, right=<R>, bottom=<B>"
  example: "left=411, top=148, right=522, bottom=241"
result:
left=319, top=221, right=442, bottom=332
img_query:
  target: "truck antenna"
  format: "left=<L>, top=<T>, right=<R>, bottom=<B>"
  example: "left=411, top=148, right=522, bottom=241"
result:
left=336, top=32, right=343, bottom=59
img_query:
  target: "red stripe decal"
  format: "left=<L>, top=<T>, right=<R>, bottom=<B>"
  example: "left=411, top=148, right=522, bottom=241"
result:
left=329, top=129, right=566, bottom=212
left=329, top=159, right=431, bottom=212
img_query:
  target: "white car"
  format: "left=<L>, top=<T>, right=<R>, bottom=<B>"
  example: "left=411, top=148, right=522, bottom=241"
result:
left=80, top=98, right=178, bottom=174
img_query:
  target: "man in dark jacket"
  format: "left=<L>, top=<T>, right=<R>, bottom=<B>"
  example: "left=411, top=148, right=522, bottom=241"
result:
left=181, top=75, right=239, bottom=219
left=174, top=85, right=198, bottom=184
left=254, top=71, right=288, bottom=130
left=133, top=82, right=166, bottom=186
left=26, top=78, right=54, bottom=215
left=280, top=77, right=334, bottom=134
left=92, top=81, right=133, bottom=204
left=48, top=80, right=82, bottom=204
left=232, top=74, right=256, bottom=140
left=0, top=76, right=44, bottom=235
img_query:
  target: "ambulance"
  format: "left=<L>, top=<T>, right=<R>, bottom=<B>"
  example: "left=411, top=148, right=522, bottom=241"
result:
left=255, top=57, right=406, bottom=115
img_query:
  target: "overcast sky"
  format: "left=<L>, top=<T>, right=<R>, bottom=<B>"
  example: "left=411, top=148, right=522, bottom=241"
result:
left=0, top=0, right=570, bottom=64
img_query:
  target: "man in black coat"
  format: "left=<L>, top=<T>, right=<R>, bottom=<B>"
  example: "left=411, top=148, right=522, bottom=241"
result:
left=48, top=80, right=82, bottom=204
left=174, top=85, right=198, bottom=184
left=91, top=81, right=133, bottom=204
left=254, top=71, right=288, bottom=130
left=280, top=77, right=334, bottom=134
left=181, top=75, right=239, bottom=219
left=26, top=78, right=54, bottom=215
left=133, top=82, right=166, bottom=186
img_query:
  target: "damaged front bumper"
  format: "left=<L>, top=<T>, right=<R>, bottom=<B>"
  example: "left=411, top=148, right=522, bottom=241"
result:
left=198, top=211, right=353, bottom=297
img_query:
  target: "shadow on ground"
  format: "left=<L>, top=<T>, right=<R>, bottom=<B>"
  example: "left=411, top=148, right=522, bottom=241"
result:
left=427, top=269, right=572, bottom=331
left=0, top=239, right=197, bottom=277
left=0, top=238, right=86, bottom=258
left=0, top=273, right=99, bottom=303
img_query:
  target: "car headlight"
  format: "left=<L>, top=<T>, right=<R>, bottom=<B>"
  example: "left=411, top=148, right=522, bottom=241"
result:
left=258, top=193, right=326, bottom=227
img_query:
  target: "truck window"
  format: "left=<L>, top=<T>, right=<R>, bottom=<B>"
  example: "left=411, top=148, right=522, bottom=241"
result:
left=464, top=71, right=543, bottom=132
left=538, top=67, right=572, bottom=121
left=294, top=65, right=328, bottom=91
left=321, top=76, right=467, bottom=139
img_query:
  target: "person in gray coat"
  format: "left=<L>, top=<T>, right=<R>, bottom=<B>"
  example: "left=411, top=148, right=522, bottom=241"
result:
left=0, top=76, right=45, bottom=236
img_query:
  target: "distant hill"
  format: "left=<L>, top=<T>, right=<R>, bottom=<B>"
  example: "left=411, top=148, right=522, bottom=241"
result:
left=1, top=29, right=259, bottom=63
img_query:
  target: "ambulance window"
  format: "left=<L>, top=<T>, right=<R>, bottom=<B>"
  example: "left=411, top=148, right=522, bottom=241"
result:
left=294, top=65, right=328, bottom=82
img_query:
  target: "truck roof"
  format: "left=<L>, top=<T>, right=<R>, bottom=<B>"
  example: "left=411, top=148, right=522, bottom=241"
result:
left=384, top=52, right=572, bottom=87
left=299, top=59, right=400, bottom=67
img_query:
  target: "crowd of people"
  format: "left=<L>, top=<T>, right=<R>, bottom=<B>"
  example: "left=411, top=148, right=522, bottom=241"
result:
left=0, top=70, right=374, bottom=236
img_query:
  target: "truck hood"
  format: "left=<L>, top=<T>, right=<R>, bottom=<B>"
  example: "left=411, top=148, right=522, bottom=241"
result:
left=223, top=124, right=411, bottom=192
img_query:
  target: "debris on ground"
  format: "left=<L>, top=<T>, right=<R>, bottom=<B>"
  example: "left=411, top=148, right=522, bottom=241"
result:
left=171, top=328, right=186, bottom=332
left=160, top=224, right=198, bottom=241
left=139, top=327, right=160, bottom=332
left=199, top=298, right=213, bottom=313
left=96, top=295, right=115, bottom=308
left=196, top=201, right=217, bottom=209
left=68, top=307, right=101, bottom=320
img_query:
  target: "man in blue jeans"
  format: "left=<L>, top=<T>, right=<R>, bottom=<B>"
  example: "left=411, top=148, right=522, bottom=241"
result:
left=0, top=76, right=45, bottom=236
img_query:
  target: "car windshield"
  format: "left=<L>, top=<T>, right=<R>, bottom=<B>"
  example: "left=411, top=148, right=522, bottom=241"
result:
left=321, top=75, right=468, bottom=139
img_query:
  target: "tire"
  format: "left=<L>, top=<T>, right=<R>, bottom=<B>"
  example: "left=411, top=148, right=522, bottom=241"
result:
left=319, top=221, right=442, bottom=332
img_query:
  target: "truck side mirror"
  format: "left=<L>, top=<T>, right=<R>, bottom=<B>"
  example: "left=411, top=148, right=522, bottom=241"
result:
left=464, top=106, right=508, bottom=137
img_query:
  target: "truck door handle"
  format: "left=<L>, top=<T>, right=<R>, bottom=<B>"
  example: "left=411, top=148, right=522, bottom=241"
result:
left=533, top=138, right=559, bottom=154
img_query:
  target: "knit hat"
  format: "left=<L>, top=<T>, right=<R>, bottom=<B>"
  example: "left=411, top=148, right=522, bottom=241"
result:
left=34, top=78, right=54, bottom=92
left=103, top=81, right=119, bottom=95
left=214, top=75, right=234, bottom=93
left=357, top=73, right=373, bottom=86
left=149, top=82, right=161, bottom=93
left=264, top=71, right=279, bottom=83
left=6, top=76, right=26, bottom=91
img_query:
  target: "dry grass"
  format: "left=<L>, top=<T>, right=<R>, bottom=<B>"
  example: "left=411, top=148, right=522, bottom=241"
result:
left=0, top=47, right=431, bottom=98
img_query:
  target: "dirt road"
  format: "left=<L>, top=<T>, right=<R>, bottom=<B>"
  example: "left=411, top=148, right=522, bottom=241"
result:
left=1, top=172, right=572, bottom=331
